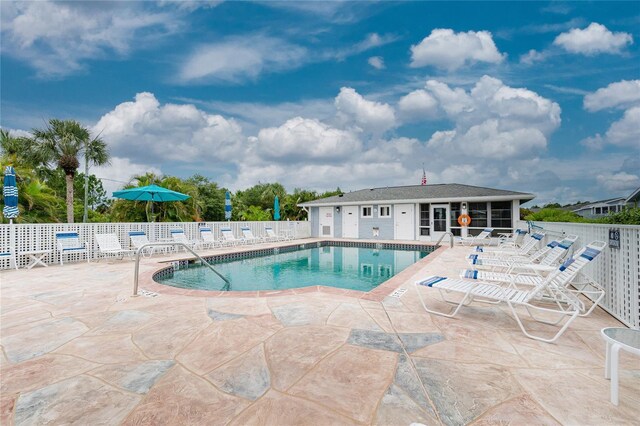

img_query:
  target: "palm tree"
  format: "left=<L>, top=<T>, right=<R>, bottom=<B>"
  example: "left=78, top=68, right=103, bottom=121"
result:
left=1, top=130, right=63, bottom=223
left=110, top=173, right=200, bottom=222
left=31, top=119, right=109, bottom=223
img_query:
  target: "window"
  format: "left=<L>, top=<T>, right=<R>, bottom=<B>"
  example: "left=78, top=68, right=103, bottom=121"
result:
left=419, top=203, right=430, bottom=236
left=595, top=207, right=601, bottom=215
left=468, top=202, right=487, bottom=228
left=450, top=202, right=461, bottom=227
left=602, top=206, right=609, bottom=214
left=361, top=206, right=372, bottom=217
left=490, top=201, right=512, bottom=228
left=379, top=205, right=391, bottom=217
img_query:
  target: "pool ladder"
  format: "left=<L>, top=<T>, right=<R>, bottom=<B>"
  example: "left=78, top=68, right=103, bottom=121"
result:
left=133, top=242, right=230, bottom=296
left=435, top=232, right=455, bottom=248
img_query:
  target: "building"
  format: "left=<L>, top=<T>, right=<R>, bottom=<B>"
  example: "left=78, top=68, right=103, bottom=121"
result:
left=299, top=184, right=535, bottom=241
left=571, top=197, right=628, bottom=219
left=571, top=187, right=640, bottom=218
left=624, top=186, right=640, bottom=208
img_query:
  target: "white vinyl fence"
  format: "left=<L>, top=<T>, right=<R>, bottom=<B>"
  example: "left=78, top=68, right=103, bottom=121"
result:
left=520, top=221, right=639, bottom=329
left=0, top=221, right=311, bottom=269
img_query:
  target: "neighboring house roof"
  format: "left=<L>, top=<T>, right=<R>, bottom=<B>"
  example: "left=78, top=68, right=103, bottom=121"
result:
left=570, top=197, right=628, bottom=212
left=299, top=184, right=535, bottom=206
left=626, top=186, right=640, bottom=204
left=561, top=202, right=591, bottom=212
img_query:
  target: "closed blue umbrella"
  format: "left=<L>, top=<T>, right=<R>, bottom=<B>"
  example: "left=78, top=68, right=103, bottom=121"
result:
left=273, top=195, right=280, bottom=221
left=3, top=166, right=19, bottom=223
left=225, top=191, right=232, bottom=221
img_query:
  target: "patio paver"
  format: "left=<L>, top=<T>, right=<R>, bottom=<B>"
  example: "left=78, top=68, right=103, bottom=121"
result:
left=0, top=240, right=637, bottom=425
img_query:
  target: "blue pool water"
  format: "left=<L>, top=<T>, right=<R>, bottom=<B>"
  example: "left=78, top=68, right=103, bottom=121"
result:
left=156, top=245, right=432, bottom=292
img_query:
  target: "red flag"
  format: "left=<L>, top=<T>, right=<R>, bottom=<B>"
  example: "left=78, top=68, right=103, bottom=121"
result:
left=421, top=167, right=427, bottom=185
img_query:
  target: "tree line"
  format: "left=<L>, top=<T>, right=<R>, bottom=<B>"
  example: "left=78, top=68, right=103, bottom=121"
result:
left=0, top=122, right=341, bottom=223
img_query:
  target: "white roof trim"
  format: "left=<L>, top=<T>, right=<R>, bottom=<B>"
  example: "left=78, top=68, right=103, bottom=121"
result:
left=300, top=194, right=528, bottom=207
left=626, top=187, right=640, bottom=203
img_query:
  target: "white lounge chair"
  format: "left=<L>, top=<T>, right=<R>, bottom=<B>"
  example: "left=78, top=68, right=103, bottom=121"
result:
left=415, top=275, right=580, bottom=343
left=470, top=231, right=546, bottom=258
left=264, top=226, right=288, bottom=242
left=199, top=227, right=220, bottom=249
left=458, top=228, right=495, bottom=246
left=170, top=229, right=201, bottom=250
left=241, top=227, right=265, bottom=244
left=495, top=229, right=527, bottom=248
left=129, top=231, right=172, bottom=257
left=460, top=241, right=606, bottom=316
left=0, top=247, right=18, bottom=270
left=95, top=233, right=136, bottom=261
left=468, top=235, right=578, bottom=272
left=56, top=232, right=89, bottom=265
left=220, top=227, right=243, bottom=246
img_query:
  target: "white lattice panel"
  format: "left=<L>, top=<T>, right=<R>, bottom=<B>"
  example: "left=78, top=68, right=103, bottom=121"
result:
left=518, top=221, right=640, bottom=329
left=0, top=221, right=310, bottom=270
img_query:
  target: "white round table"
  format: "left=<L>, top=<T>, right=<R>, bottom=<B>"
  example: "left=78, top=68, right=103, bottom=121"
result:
left=601, top=327, right=640, bottom=405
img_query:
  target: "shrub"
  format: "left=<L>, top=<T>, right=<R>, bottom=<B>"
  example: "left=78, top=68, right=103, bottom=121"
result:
left=596, top=207, right=640, bottom=225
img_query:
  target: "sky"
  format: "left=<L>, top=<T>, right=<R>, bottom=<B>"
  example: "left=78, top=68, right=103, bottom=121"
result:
left=1, top=0, right=639, bottom=205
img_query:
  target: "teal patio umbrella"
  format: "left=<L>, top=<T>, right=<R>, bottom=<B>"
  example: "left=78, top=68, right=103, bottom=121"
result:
left=113, top=184, right=190, bottom=221
left=273, top=195, right=280, bottom=221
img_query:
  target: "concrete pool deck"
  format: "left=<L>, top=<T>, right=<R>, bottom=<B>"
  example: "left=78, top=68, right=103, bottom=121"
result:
left=1, top=239, right=638, bottom=425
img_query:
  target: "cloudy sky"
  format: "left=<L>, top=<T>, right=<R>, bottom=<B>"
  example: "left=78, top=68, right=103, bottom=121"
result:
left=1, top=1, right=639, bottom=205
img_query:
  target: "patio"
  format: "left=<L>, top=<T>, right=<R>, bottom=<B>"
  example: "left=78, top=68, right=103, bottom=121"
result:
left=1, top=241, right=638, bottom=425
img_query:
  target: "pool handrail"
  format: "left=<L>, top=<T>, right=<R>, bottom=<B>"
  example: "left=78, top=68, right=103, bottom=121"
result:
left=133, top=242, right=230, bottom=296
left=435, top=231, right=455, bottom=248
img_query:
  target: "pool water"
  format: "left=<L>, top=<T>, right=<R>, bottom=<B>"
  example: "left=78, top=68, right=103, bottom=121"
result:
left=156, top=245, right=431, bottom=292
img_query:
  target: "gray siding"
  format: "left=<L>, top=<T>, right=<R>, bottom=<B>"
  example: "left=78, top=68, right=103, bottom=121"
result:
left=358, top=204, right=395, bottom=239
left=310, top=207, right=319, bottom=237
left=334, top=208, right=343, bottom=238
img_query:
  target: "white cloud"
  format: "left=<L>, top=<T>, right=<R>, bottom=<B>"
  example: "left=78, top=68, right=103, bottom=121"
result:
left=0, top=127, right=31, bottom=138
left=368, top=56, right=385, bottom=69
left=410, top=29, right=505, bottom=70
left=330, top=33, right=397, bottom=61
left=254, top=117, right=362, bottom=162
left=177, top=97, right=336, bottom=136
left=583, top=80, right=640, bottom=112
left=1, top=1, right=176, bottom=77
left=422, top=76, right=561, bottom=160
left=520, top=49, right=547, bottom=65
left=583, top=81, right=640, bottom=150
left=178, top=32, right=396, bottom=84
left=596, top=172, right=640, bottom=192
left=179, top=36, right=308, bottom=84
left=605, top=106, right=640, bottom=149
left=397, top=89, right=439, bottom=120
left=553, top=23, right=633, bottom=55
left=90, top=157, right=162, bottom=195
left=156, top=0, right=222, bottom=11
left=334, top=87, right=396, bottom=134
left=93, top=92, right=246, bottom=164
left=580, top=134, right=605, bottom=150
left=423, top=80, right=474, bottom=116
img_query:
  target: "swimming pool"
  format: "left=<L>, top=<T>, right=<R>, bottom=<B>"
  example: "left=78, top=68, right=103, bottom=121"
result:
left=155, top=243, right=434, bottom=292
